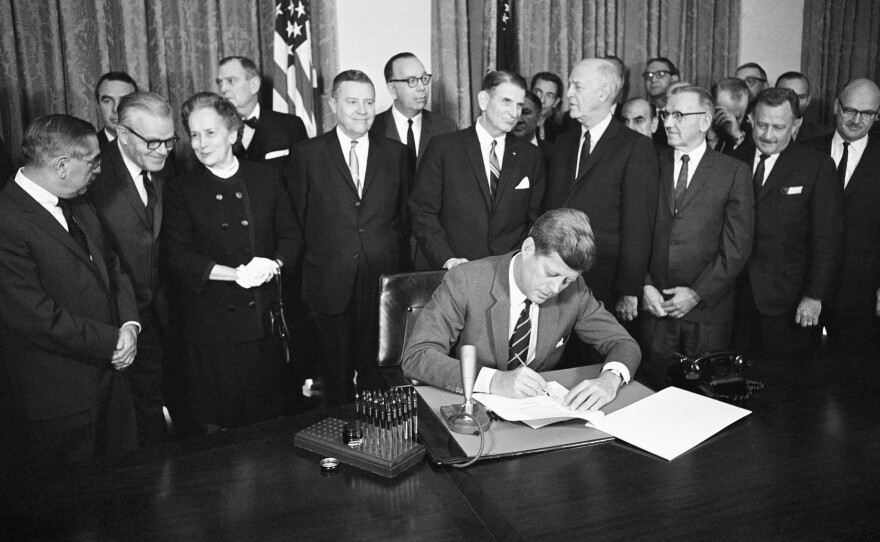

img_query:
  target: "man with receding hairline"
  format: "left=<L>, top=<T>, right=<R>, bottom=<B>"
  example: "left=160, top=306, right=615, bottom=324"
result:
left=735, top=62, right=769, bottom=109
left=620, top=97, right=659, bottom=139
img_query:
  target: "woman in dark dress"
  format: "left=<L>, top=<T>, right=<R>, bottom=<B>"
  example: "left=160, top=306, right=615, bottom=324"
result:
left=164, top=92, right=300, bottom=431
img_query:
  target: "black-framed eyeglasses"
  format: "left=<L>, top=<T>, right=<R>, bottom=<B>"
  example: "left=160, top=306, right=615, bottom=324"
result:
left=389, top=74, right=432, bottom=88
left=743, top=76, right=767, bottom=86
left=122, top=125, right=179, bottom=150
left=837, top=99, right=879, bottom=121
left=658, top=110, right=706, bottom=122
left=642, top=70, right=671, bottom=81
left=75, top=156, right=102, bottom=172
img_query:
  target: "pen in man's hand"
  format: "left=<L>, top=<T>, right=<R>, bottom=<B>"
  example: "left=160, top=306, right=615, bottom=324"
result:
left=515, top=356, right=550, bottom=397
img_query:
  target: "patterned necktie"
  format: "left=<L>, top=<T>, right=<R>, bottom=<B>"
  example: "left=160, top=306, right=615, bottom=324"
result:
left=488, top=139, right=500, bottom=197
left=837, top=141, right=849, bottom=190
left=142, top=170, right=157, bottom=230
left=674, top=154, right=689, bottom=212
left=349, top=140, right=361, bottom=196
left=406, top=119, right=417, bottom=166
left=576, top=130, right=591, bottom=178
left=753, top=153, right=770, bottom=197
left=507, top=300, right=532, bottom=370
left=57, top=199, right=91, bottom=257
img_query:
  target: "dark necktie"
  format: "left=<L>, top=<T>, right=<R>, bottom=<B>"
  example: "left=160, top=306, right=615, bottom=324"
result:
left=674, top=154, right=689, bottom=212
left=243, top=116, right=259, bottom=129
left=489, top=139, right=500, bottom=198
left=406, top=119, right=417, bottom=166
left=753, top=153, right=770, bottom=197
left=576, top=130, right=591, bottom=178
left=507, top=299, right=532, bottom=370
left=142, top=170, right=157, bottom=230
left=57, top=199, right=91, bottom=257
left=837, top=141, right=849, bottom=190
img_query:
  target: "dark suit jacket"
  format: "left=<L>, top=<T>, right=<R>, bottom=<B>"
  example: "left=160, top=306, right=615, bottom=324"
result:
left=0, top=180, right=138, bottom=421
left=732, top=142, right=843, bottom=316
left=163, top=160, right=299, bottom=343
left=410, top=125, right=546, bottom=270
left=241, top=110, right=308, bottom=175
left=370, top=107, right=456, bottom=168
left=96, top=128, right=112, bottom=153
left=545, top=118, right=659, bottom=306
left=804, top=133, right=880, bottom=313
left=88, top=142, right=167, bottom=327
left=0, top=136, right=13, bottom=191
left=647, top=147, right=754, bottom=324
left=401, top=252, right=641, bottom=393
left=287, top=130, right=410, bottom=315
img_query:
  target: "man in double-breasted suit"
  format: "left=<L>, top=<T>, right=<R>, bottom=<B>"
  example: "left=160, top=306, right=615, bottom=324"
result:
left=545, top=59, right=659, bottom=324
left=641, top=87, right=754, bottom=385
left=803, top=79, right=880, bottom=353
left=287, top=70, right=409, bottom=406
left=732, top=88, right=843, bottom=356
left=402, top=209, right=640, bottom=412
left=0, top=115, right=139, bottom=464
left=409, top=70, right=545, bottom=271
left=88, top=92, right=175, bottom=446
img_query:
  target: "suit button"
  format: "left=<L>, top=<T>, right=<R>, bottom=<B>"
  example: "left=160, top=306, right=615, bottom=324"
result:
left=227, top=305, right=235, bottom=312
left=241, top=220, right=249, bottom=227
left=358, top=228, right=365, bottom=233
left=248, top=301, right=257, bottom=309
left=244, top=248, right=251, bottom=255
left=216, top=194, right=223, bottom=200
left=236, top=192, right=243, bottom=199
left=221, top=223, right=229, bottom=230
left=353, top=254, right=359, bottom=260
left=354, top=202, right=360, bottom=207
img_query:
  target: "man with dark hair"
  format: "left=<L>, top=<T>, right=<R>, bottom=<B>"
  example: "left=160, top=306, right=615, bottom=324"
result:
left=643, top=57, right=679, bottom=147
left=530, top=71, right=566, bottom=142
left=735, top=62, right=769, bottom=107
left=711, top=77, right=753, bottom=154
left=0, top=114, right=139, bottom=464
left=287, top=70, right=409, bottom=405
left=217, top=56, right=308, bottom=175
left=546, top=58, right=658, bottom=330
left=621, top=97, right=659, bottom=139
left=410, top=70, right=545, bottom=270
left=88, top=92, right=176, bottom=446
left=402, top=208, right=640, bottom=411
left=803, top=79, right=880, bottom=353
left=776, top=71, right=819, bottom=141
left=732, top=88, right=843, bottom=356
left=370, top=52, right=456, bottom=170
left=94, top=72, right=139, bottom=152
left=641, top=86, right=753, bottom=385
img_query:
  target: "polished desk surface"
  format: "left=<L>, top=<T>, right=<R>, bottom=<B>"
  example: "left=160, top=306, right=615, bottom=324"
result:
left=3, top=355, right=879, bottom=541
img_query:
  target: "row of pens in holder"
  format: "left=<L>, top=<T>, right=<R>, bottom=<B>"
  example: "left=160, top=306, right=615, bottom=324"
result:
left=348, top=386, right=420, bottom=452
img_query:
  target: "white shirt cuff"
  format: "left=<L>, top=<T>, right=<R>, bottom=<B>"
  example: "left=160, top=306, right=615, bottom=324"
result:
left=121, top=321, right=141, bottom=334
left=474, top=367, right=497, bottom=393
left=602, top=361, right=630, bottom=383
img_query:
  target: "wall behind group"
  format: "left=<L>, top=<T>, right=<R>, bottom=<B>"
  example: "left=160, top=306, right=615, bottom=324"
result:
left=739, top=0, right=804, bottom=84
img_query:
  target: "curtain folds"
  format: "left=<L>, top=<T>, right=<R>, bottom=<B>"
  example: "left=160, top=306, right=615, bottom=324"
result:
left=431, top=0, right=472, bottom=128
left=0, top=0, right=336, bottom=165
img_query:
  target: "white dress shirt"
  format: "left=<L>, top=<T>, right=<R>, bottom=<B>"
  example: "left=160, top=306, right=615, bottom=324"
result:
left=575, top=112, right=613, bottom=177
left=119, top=141, right=150, bottom=206
left=474, top=117, right=506, bottom=189
left=391, top=106, right=422, bottom=155
left=673, top=140, right=708, bottom=188
left=752, top=150, right=781, bottom=186
left=242, top=102, right=260, bottom=150
left=831, top=131, right=868, bottom=188
left=335, top=126, right=369, bottom=193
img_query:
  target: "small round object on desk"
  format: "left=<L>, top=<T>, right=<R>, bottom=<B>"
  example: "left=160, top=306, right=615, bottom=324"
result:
left=320, top=457, right=339, bottom=472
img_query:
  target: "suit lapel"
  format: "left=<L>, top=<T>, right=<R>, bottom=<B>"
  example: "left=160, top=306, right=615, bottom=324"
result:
left=73, top=201, right=110, bottom=289
left=382, top=110, right=401, bottom=143
left=361, top=134, right=381, bottom=197
left=571, top=119, right=619, bottom=189
left=110, top=145, right=151, bottom=230
left=678, top=149, right=714, bottom=211
left=845, top=137, right=879, bottom=197
left=465, top=126, right=493, bottom=212
left=492, top=134, right=520, bottom=206
left=487, top=254, right=513, bottom=369
left=418, top=110, right=432, bottom=157
left=758, top=148, right=791, bottom=202
left=532, top=296, right=561, bottom=371
left=659, top=148, right=676, bottom=215
left=327, top=130, right=361, bottom=197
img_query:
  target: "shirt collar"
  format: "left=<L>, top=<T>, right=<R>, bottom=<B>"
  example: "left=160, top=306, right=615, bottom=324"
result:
left=475, top=117, right=505, bottom=148
left=832, top=130, right=868, bottom=153
left=118, top=140, right=147, bottom=182
left=391, top=105, right=422, bottom=127
left=335, top=126, right=369, bottom=149
left=248, top=103, right=261, bottom=122
left=104, top=127, right=117, bottom=142
left=580, top=112, right=613, bottom=142
left=508, top=252, right=527, bottom=309
left=15, top=168, right=59, bottom=208
left=674, top=139, right=708, bottom=165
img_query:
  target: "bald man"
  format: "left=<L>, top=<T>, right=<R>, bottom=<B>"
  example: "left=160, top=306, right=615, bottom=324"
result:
left=804, top=79, right=880, bottom=353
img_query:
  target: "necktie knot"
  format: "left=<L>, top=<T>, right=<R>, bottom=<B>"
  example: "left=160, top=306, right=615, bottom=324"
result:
left=681, top=154, right=689, bottom=164
left=758, top=153, right=770, bottom=162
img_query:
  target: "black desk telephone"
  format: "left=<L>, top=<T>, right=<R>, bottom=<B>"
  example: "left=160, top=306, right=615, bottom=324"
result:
left=670, top=351, right=764, bottom=403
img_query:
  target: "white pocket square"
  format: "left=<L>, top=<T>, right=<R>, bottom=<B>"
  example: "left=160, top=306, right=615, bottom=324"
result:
left=265, top=149, right=289, bottom=160
left=515, top=177, right=530, bottom=189
left=783, top=186, right=803, bottom=195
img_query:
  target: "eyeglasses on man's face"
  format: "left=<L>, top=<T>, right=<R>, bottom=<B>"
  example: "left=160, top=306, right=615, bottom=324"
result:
left=743, top=76, right=767, bottom=87
left=389, top=74, right=432, bottom=88
left=642, top=70, right=671, bottom=81
left=836, top=99, right=879, bottom=121
left=658, top=110, right=705, bottom=123
left=122, top=125, right=179, bottom=150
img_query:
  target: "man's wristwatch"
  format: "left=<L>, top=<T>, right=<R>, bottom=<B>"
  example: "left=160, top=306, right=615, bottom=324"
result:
left=604, top=368, right=625, bottom=387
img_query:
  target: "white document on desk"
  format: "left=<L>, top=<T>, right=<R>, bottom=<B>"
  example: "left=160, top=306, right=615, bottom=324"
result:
left=590, top=386, right=751, bottom=461
left=473, top=381, right=606, bottom=428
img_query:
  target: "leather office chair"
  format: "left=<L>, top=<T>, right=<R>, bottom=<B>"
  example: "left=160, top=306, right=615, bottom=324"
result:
left=377, top=270, right=446, bottom=368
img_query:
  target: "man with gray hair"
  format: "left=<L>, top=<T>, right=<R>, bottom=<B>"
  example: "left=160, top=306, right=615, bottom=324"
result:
left=88, top=92, right=177, bottom=446
left=546, top=58, right=659, bottom=338
left=0, top=114, right=139, bottom=464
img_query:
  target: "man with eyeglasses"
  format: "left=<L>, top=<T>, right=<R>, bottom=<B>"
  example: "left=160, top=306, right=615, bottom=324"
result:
left=731, top=88, right=843, bottom=358
left=640, top=86, right=753, bottom=387
left=735, top=62, right=769, bottom=109
left=0, top=114, right=139, bottom=464
left=371, top=52, right=456, bottom=171
left=217, top=56, right=308, bottom=176
left=776, top=72, right=820, bottom=141
left=88, top=92, right=176, bottom=447
left=643, top=57, right=679, bottom=148
left=804, top=79, right=880, bottom=353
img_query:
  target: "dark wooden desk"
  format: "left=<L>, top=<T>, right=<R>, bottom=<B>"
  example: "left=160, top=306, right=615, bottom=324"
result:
left=4, top=356, right=879, bottom=540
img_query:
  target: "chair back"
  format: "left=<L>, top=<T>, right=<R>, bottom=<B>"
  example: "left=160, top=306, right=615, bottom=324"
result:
left=377, top=270, right=446, bottom=366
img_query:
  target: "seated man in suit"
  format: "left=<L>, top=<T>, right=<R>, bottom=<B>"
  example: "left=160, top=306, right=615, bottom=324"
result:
left=732, top=88, right=843, bottom=356
left=371, top=52, right=456, bottom=170
left=402, top=209, right=640, bottom=412
left=410, top=70, right=545, bottom=271
left=93, top=71, right=138, bottom=152
left=0, top=114, right=139, bottom=464
left=217, top=56, right=308, bottom=174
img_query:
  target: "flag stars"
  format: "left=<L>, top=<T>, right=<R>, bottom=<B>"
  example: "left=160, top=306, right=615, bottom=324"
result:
left=292, top=21, right=303, bottom=38
left=286, top=0, right=296, bottom=17
left=295, top=1, right=306, bottom=19
left=275, top=2, right=283, bottom=17
left=286, top=19, right=295, bottom=37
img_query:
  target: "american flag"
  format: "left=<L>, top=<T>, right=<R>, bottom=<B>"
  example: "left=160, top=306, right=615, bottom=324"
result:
left=274, top=0, right=317, bottom=137
left=496, top=0, right=517, bottom=72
